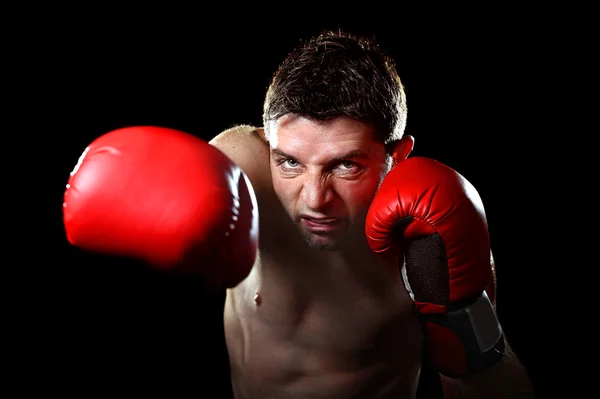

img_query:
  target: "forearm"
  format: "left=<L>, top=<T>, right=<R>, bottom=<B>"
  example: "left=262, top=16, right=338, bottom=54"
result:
left=439, top=338, right=534, bottom=399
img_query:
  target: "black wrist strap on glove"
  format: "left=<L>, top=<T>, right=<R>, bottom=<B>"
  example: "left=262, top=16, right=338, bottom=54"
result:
left=425, top=290, right=505, bottom=378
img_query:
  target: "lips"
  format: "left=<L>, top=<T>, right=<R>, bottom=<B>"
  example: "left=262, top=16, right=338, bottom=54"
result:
left=302, top=217, right=338, bottom=223
left=300, top=216, right=344, bottom=232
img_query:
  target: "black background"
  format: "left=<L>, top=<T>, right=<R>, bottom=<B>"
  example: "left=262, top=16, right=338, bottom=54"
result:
left=34, top=10, right=546, bottom=399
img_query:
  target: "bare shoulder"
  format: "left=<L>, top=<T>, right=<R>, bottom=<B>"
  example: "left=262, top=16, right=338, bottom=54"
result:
left=210, top=125, right=297, bottom=253
left=209, top=124, right=271, bottom=193
left=210, top=124, right=281, bottom=230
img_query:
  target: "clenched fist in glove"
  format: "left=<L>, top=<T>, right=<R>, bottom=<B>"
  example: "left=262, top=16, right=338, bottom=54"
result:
left=366, top=156, right=504, bottom=378
left=63, top=126, right=259, bottom=289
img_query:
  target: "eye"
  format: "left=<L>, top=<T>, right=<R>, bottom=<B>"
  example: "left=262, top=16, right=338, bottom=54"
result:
left=285, top=159, right=299, bottom=168
left=340, top=160, right=356, bottom=169
left=334, top=160, right=362, bottom=177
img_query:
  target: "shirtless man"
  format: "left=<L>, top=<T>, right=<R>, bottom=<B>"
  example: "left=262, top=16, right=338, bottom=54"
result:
left=63, top=30, right=534, bottom=398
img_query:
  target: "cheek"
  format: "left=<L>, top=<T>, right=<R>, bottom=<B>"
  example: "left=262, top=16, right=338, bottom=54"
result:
left=336, top=178, right=381, bottom=212
left=270, top=165, right=284, bottom=194
left=271, top=173, right=297, bottom=204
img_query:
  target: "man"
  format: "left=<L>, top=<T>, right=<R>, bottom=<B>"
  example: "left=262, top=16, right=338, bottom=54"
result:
left=63, top=30, right=534, bottom=398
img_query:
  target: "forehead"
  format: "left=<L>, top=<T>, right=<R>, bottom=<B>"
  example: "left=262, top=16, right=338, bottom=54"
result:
left=271, top=115, right=380, bottom=159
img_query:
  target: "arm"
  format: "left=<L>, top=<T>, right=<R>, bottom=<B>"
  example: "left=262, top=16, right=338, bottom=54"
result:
left=365, top=158, right=535, bottom=398
left=209, top=124, right=272, bottom=196
left=441, top=252, right=534, bottom=398
left=210, top=125, right=293, bottom=248
left=440, top=335, right=534, bottom=398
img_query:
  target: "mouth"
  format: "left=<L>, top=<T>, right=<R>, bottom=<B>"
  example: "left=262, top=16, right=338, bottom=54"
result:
left=300, top=216, right=345, bottom=233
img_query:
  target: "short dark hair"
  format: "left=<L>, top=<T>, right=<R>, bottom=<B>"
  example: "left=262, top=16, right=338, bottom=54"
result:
left=263, top=29, right=407, bottom=149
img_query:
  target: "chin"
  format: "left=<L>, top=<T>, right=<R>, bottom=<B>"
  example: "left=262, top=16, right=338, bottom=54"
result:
left=307, top=240, right=342, bottom=252
left=302, top=232, right=345, bottom=251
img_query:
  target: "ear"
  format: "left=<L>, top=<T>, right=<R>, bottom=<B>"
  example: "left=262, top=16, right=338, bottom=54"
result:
left=391, top=135, right=415, bottom=163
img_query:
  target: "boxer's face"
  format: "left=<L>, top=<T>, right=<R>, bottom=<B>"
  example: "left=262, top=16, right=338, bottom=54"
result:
left=269, top=115, right=387, bottom=251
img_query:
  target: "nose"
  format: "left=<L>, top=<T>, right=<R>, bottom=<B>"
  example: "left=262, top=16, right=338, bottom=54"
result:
left=300, top=173, right=334, bottom=211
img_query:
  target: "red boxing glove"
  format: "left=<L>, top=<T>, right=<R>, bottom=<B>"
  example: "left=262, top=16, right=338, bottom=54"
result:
left=365, top=157, right=503, bottom=378
left=63, top=126, right=259, bottom=289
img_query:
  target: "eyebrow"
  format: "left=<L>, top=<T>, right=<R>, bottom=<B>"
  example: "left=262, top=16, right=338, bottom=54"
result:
left=270, top=148, right=369, bottom=163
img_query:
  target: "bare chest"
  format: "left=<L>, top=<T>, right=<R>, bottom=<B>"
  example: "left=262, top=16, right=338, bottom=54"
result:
left=224, top=255, right=423, bottom=398
left=236, top=275, right=408, bottom=347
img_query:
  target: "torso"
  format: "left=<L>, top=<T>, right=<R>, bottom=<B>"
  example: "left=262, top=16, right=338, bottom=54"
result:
left=224, top=251, right=423, bottom=399
left=215, top=128, right=424, bottom=398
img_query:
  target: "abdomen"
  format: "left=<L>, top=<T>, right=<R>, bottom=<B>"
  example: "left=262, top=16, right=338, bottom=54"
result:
left=224, top=282, right=424, bottom=398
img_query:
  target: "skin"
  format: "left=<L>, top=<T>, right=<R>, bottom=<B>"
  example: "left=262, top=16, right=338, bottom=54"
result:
left=269, top=115, right=389, bottom=251
left=211, top=116, right=422, bottom=398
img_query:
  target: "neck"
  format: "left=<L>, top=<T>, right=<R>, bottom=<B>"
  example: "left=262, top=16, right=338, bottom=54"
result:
left=248, top=235, right=401, bottom=307
left=281, top=233, right=395, bottom=280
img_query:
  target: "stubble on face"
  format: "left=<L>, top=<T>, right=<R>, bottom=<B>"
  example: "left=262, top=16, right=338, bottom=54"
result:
left=269, top=115, right=388, bottom=253
left=301, top=226, right=345, bottom=251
